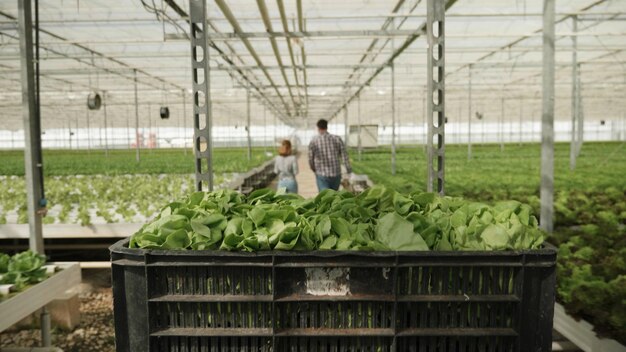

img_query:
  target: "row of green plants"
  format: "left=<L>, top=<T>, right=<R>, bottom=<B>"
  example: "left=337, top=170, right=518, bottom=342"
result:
left=0, top=148, right=271, bottom=176
left=351, top=142, right=626, bottom=343
left=0, top=148, right=273, bottom=225
left=0, top=175, right=200, bottom=225
left=130, top=186, right=544, bottom=251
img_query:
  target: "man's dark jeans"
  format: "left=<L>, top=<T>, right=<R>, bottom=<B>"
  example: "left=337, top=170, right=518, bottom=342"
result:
left=316, top=174, right=341, bottom=192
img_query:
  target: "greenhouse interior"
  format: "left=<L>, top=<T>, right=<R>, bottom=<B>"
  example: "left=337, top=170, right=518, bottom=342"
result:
left=0, top=0, right=625, bottom=351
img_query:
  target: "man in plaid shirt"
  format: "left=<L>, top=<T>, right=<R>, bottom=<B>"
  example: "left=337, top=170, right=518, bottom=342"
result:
left=308, top=119, right=352, bottom=191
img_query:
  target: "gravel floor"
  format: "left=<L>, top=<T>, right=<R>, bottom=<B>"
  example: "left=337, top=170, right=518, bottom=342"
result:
left=0, top=288, right=115, bottom=352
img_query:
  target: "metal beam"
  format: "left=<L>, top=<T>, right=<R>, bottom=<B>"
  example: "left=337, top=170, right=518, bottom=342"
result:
left=18, top=0, right=44, bottom=254
left=467, top=65, right=472, bottom=160
left=1, top=11, right=623, bottom=24
left=357, top=94, right=362, bottom=161
left=343, top=107, right=348, bottom=144
left=329, top=0, right=458, bottom=121
left=446, top=0, right=610, bottom=78
left=162, top=0, right=290, bottom=126
left=297, top=0, right=309, bottom=117
left=0, top=11, right=185, bottom=92
left=1, top=45, right=623, bottom=62
left=500, top=95, right=504, bottom=152
left=103, top=91, right=109, bottom=157
left=541, top=0, right=556, bottom=235
left=256, top=0, right=296, bottom=115
left=570, top=16, right=578, bottom=170
left=2, top=59, right=624, bottom=77
left=576, top=67, right=584, bottom=157
left=426, top=0, right=445, bottom=195
left=165, top=29, right=424, bottom=40
left=276, top=0, right=303, bottom=115
left=214, top=0, right=292, bottom=118
left=134, top=69, right=140, bottom=162
left=519, top=99, right=523, bottom=145
left=329, top=0, right=406, bottom=119
left=246, top=86, right=252, bottom=161
left=189, top=0, right=213, bottom=191
left=390, top=20, right=397, bottom=176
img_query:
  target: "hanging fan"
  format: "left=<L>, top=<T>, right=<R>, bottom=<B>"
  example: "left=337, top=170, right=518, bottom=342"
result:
left=87, top=92, right=101, bottom=110
left=160, top=107, right=170, bottom=119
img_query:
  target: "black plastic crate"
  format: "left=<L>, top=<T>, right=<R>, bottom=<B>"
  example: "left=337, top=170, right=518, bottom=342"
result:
left=110, top=239, right=556, bottom=352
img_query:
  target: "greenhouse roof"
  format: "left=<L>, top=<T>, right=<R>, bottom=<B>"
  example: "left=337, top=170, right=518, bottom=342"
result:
left=0, top=0, right=624, bottom=130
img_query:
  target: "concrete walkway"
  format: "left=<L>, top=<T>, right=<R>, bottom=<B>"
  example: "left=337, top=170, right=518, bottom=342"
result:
left=295, top=152, right=318, bottom=198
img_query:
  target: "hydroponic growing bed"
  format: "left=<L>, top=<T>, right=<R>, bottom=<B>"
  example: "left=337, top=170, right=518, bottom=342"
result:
left=0, top=255, right=81, bottom=333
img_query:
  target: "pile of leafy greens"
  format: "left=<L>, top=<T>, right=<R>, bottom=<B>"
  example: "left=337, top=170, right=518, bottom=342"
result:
left=129, top=186, right=544, bottom=252
left=0, top=250, right=48, bottom=293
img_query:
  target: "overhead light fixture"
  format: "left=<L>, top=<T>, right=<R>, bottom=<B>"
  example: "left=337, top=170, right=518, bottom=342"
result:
left=320, top=91, right=327, bottom=96
left=377, top=89, right=385, bottom=95
left=67, top=92, right=76, bottom=100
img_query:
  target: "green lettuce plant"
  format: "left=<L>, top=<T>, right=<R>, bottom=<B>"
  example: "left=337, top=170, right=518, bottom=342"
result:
left=129, top=186, right=544, bottom=252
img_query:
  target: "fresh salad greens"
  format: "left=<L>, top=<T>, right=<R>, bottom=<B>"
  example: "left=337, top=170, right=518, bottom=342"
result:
left=129, top=186, right=544, bottom=251
left=0, top=250, right=48, bottom=292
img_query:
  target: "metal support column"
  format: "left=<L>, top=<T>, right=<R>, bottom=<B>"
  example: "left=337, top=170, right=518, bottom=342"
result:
left=39, top=71, right=51, bottom=338
left=18, top=0, right=44, bottom=254
left=182, top=89, right=188, bottom=155
left=390, top=76, right=396, bottom=175
left=40, top=307, right=51, bottom=346
left=621, top=111, right=626, bottom=141
left=570, top=15, right=578, bottom=170
left=481, top=114, right=485, bottom=145
left=357, top=94, right=362, bottom=161
left=467, top=65, right=472, bottom=160
left=148, top=104, right=152, bottom=152
left=246, top=86, right=252, bottom=161
left=86, top=110, right=91, bottom=153
left=576, top=64, right=584, bottom=157
left=541, top=0, right=555, bottom=234
left=391, top=19, right=397, bottom=176
left=426, top=0, right=445, bottom=195
left=263, top=106, right=267, bottom=154
left=343, top=107, right=348, bottom=144
left=273, top=111, right=277, bottom=145
left=519, top=99, right=523, bottom=145
left=500, top=96, right=504, bottom=152
left=103, top=91, right=109, bottom=157
left=134, top=69, right=140, bottom=162
left=68, top=119, right=72, bottom=150
left=126, top=106, right=131, bottom=149
left=398, top=101, right=402, bottom=145
left=189, top=0, right=214, bottom=191
left=422, top=87, right=426, bottom=153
